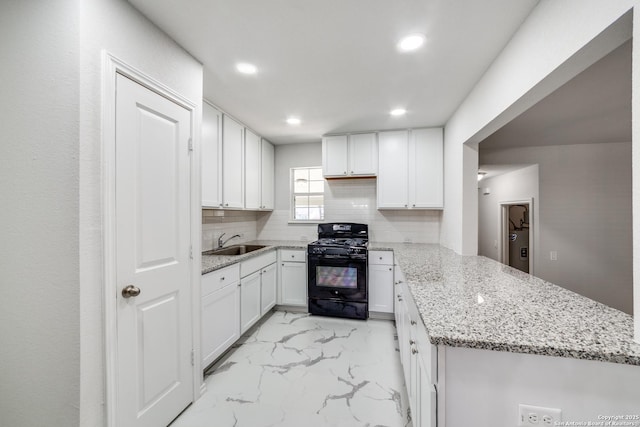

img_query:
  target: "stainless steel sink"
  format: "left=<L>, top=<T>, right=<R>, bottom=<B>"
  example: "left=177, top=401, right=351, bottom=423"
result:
left=203, top=244, right=267, bottom=256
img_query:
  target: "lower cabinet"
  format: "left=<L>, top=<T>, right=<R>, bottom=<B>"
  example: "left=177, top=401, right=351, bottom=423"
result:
left=201, top=264, right=241, bottom=368
left=369, top=250, right=394, bottom=313
left=278, top=249, right=307, bottom=307
left=395, top=280, right=437, bottom=427
left=240, top=270, right=262, bottom=334
left=201, top=250, right=277, bottom=368
left=260, top=263, right=277, bottom=315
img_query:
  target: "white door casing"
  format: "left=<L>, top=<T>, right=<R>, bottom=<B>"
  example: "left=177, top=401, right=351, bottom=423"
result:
left=111, top=70, right=194, bottom=427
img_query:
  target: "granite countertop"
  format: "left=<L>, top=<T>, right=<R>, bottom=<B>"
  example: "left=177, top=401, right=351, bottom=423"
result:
left=373, top=243, right=640, bottom=366
left=201, top=240, right=309, bottom=274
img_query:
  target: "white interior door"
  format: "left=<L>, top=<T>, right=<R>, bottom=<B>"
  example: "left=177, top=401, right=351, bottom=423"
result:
left=115, top=73, right=193, bottom=427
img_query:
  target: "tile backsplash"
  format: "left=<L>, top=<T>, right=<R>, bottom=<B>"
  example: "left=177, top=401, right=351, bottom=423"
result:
left=203, top=178, right=441, bottom=247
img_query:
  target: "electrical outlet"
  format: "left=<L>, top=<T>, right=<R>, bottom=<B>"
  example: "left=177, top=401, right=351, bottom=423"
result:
left=550, top=251, right=558, bottom=261
left=518, top=404, right=561, bottom=426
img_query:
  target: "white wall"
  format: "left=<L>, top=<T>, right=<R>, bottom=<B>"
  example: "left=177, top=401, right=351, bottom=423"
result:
left=441, top=0, right=639, bottom=340
left=477, top=165, right=539, bottom=266
left=254, top=142, right=441, bottom=243
left=0, top=2, right=80, bottom=425
left=79, top=0, right=202, bottom=425
left=442, top=0, right=634, bottom=254
left=480, top=143, right=633, bottom=314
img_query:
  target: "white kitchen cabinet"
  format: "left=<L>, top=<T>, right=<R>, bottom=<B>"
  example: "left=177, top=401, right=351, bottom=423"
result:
left=368, top=251, right=394, bottom=314
left=377, top=128, right=443, bottom=210
left=222, top=115, right=244, bottom=209
left=322, top=133, right=377, bottom=178
left=260, top=139, right=275, bottom=210
left=409, top=128, right=443, bottom=209
left=395, top=280, right=437, bottom=426
left=244, top=128, right=262, bottom=210
left=240, top=270, right=261, bottom=334
left=260, top=262, right=277, bottom=315
left=201, top=264, right=240, bottom=368
left=278, top=249, right=307, bottom=307
left=377, top=130, right=409, bottom=208
left=201, top=102, right=222, bottom=208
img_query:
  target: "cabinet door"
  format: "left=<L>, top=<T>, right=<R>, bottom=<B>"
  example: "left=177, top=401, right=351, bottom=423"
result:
left=201, top=102, right=222, bottom=208
left=240, top=271, right=261, bottom=334
left=416, top=361, right=437, bottom=427
left=410, top=128, right=443, bottom=209
left=349, top=133, right=377, bottom=176
left=201, top=283, right=240, bottom=367
left=377, top=130, right=409, bottom=208
left=244, top=129, right=261, bottom=209
left=260, top=263, right=277, bottom=315
left=369, top=264, right=394, bottom=313
left=322, top=135, right=348, bottom=177
left=260, top=139, right=275, bottom=210
left=222, top=115, right=244, bottom=208
left=280, top=261, right=307, bottom=306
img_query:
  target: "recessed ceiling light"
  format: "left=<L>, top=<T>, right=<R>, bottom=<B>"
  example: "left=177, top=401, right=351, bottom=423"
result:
left=390, top=108, right=406, bottom=117
left=286, top=117, right=301, bottom=125
left=398, top=34, right=425, bottom=52
left=236, top=62, right=257, bottom=75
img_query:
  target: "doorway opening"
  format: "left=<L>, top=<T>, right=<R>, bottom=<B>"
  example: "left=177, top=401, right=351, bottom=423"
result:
left=500, top=201, right=533, bottom=274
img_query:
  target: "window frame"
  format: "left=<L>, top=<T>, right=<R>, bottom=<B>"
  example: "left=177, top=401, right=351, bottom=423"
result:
left=289, top=166, right=325, bottom=223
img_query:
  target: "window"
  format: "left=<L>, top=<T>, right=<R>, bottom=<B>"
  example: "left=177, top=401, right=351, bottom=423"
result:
left=291, top=167, right=324, bottom=221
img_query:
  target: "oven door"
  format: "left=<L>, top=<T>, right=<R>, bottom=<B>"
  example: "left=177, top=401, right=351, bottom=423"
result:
left=307, top=254, right=367, bottom=301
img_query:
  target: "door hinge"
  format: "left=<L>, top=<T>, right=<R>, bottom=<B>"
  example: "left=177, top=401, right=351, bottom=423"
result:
left=191, top=349, right=195, bottom=366
left=190, top=245, right=193, bottom=260
left=188, top=137, right=193, bottom=153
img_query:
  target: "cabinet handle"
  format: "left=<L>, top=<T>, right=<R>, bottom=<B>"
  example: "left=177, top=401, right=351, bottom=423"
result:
left=409, top=340, right=415, bottom=345
left=237, top=283, right=241, bottom=287
left=291, top=255, right=295, bottom=258
left=344, top=171, right=347, bottom=175
left=350, top=171, right=354, bottom=174
left=404, top=204, right=408, bottom=208
left=411, top=320, right=417, bottom=326
left=220, top=277, right=225, bottom=281
left=412, top=348, right=418, bottom=355
left=225, top=203, right=229, bottom=207
left=412, top=204, right=416, bottom=207
left=389, top=268, right=392, bottom=271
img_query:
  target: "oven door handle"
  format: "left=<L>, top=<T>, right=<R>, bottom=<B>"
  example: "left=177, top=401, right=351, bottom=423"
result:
left=310, top=254, right=366, bottom=260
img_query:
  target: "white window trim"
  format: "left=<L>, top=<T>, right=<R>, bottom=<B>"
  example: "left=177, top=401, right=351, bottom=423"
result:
left=290, top=166, right=324, bottom=223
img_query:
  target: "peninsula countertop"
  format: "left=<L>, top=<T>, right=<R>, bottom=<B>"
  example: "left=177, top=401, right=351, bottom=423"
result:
left=370, top=242, right=640, bottom=366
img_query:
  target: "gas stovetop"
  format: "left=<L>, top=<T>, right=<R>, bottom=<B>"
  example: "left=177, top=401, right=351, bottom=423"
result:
left=308, top=223, right=369, bottom=257
left=310, top=237, right=369, bottom=248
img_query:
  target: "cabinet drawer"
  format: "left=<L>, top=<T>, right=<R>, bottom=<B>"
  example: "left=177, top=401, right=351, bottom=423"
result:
left=241, top=250, right=277, bottom=278
left=369, top=250, right=393, bottom=265
left=279, top=249, right=305, bottom=263
left=202, top=264, right=240, bottom=296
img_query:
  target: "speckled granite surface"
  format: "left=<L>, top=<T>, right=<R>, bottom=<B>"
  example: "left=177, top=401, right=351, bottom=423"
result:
left=370, top=243, right=640, bottom=366
left=202, top=240, right=308, bottom=274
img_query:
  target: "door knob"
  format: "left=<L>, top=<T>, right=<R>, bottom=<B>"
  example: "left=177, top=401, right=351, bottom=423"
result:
left=122, top=285, right=141, bottom=298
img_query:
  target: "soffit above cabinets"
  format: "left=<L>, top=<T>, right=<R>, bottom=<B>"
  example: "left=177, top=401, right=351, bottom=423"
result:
left=127, top=0, right=539, bottom=144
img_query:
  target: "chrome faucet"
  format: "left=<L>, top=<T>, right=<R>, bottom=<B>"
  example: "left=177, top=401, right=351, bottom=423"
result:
left=218, top=233, right=241, bottom=249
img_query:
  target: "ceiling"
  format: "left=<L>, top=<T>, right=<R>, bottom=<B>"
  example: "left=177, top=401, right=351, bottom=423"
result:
left=127, top=0, right=539, bottom=144
left=480, top=39, right=632, bottom=151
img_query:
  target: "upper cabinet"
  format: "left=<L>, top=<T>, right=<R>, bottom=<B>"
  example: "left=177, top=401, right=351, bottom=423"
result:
left=245, top=132, right=274, bottom=211
left=202, top=101, right=275, bottom=211
left=202, top=102, right=222, bottom=208
left=377, top=128, right=443, bottom=210
left=322, top=132, right=377, bottom=178
left=244, top=129, right=262, bottom=210
left=222, top=115, right=244, bottom=209
left=260, top=139, right=275, bottom=210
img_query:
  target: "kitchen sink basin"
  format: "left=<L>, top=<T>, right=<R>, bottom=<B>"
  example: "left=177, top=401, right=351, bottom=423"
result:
left=204, top=244, right=267, bottom=256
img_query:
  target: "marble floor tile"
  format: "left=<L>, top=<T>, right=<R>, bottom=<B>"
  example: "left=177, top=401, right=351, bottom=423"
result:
left=171, top=311, right=412, bottom=427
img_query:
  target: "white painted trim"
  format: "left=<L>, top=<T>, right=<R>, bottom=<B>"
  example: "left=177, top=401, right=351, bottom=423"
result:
left=498, top=198, right=534, bottom=276
left=101, top=51, right=202, bottom=427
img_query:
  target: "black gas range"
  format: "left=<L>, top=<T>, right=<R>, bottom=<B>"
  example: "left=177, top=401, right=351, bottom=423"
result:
left=307, top=223, right=369, bottom=320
